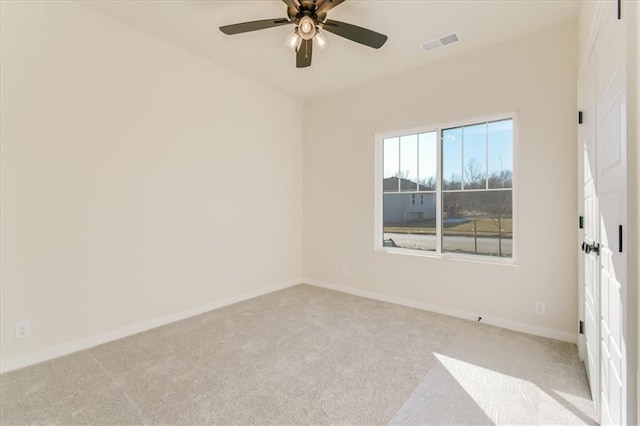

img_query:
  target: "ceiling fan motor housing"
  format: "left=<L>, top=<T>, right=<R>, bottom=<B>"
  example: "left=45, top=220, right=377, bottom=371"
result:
left=298, top=16, right=316, bottom=40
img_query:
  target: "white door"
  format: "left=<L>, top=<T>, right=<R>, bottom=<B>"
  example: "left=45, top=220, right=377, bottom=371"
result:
left=579, top=47, right=599, bottom=418
left=594, top=2, right=627, bottom=424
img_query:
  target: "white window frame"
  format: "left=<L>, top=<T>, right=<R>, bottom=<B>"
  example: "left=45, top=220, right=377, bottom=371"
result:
left=374, top=112, right=518, bottom=264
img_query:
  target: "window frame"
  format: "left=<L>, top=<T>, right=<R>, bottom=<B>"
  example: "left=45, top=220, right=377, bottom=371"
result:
left=374, top=113, right=518, bottom=264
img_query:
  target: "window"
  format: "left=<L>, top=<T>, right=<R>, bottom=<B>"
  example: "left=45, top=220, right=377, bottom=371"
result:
left=379, top=117, right=514, bottom=259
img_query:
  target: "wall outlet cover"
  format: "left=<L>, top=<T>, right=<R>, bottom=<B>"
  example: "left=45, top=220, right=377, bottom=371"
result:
left=15, top=320, right=31, bottom=339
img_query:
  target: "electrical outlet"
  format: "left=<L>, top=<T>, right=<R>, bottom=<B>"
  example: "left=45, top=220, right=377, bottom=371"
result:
left=234, top=275, right=241, bottom=284
left=15, top=320, right=31, bottom=339
left=535, top=302, right=546, bottom=316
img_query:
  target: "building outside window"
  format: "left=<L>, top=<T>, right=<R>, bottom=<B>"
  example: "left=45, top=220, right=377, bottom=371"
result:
left=380, top=117, right=514, bottom=259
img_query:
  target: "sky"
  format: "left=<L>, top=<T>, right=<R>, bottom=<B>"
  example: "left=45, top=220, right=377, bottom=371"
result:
left=383, top=119, right=513, bottom=188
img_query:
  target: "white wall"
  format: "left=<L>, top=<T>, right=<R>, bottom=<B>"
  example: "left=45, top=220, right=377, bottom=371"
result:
left=0, top=1, right=303, bottom=366
left=303, top=23, right=578, bottom=339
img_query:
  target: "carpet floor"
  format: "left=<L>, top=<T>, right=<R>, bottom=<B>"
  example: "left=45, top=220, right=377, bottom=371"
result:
left=0, top=284, right=596, bottom=425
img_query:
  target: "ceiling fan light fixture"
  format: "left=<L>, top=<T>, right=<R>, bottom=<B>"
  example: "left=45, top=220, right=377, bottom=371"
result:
left=285, top=30, right=302, bottom=50
left=298, top=16, right=316, bottom=40
left=314, top=30, right=328, bottom=50
left=219, top=0, right=388, bottom=69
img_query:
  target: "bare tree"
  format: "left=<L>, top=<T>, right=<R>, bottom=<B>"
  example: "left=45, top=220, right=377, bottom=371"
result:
left=419, top=176, right=436, bottom=191
left=444, top=173, right=462, bottom=190
left=464, top=158, right=485, bottom=189
left=488, top=170, right=513, bottom=188
left=486, top=167, right=513, bottom=256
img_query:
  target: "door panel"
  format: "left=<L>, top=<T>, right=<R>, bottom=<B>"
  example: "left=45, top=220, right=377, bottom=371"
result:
left=594, top=1, right=627, bottom=424
left=579, top=44, right=599, bottom=414
left=580, top=2, right=627, bottom=424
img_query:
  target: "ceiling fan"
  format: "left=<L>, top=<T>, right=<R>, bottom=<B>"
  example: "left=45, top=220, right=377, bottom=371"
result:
left=219, top=0, right=388, bottom=68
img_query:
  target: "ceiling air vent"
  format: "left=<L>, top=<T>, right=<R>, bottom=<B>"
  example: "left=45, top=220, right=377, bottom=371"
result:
left=422, top=33, right=459, bottom=51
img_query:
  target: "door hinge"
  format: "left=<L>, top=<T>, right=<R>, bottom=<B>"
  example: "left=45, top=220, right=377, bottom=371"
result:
left=578, top=111, right=583, bottom=124
left=617, top=0, right=621, bottom=19
left=579, top=215, right=584, bottom=229
left=579, top=320, right=585, bottom=335
left=618, top=225, right=623, bottom=252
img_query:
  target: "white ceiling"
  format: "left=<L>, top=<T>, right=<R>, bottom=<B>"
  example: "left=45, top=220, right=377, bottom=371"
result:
left=83, top=0, right=580, bottom=101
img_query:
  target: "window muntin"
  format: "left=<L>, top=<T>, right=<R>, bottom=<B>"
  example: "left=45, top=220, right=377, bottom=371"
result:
left=381, top=118, right=514, bottom=259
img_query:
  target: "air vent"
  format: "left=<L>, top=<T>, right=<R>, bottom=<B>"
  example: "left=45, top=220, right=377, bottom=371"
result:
left=440, top=33, right=459, bottom=46
left=422, top=33, right=459, bottom=51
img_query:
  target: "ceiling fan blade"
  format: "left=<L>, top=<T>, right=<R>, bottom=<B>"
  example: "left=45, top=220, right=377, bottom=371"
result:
left=321, top=19, right=387, bottom=49
left=220, top=18, right=292, bottom=35
left=296, top=39, right=313, bottom=68
left=316, top=0, right=346, bottom=15
left=281, top=0, right=300, bottom=10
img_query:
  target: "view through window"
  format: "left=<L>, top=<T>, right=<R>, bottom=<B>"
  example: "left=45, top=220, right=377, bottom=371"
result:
left=382, top=118, right=513, bottom=258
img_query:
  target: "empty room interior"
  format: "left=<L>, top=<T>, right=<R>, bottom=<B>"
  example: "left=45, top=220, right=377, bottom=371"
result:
left=0, top=0, right=638, bottom=424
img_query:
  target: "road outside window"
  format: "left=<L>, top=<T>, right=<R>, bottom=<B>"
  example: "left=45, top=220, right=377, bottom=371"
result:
left=382, top=118, right=513, bottom=258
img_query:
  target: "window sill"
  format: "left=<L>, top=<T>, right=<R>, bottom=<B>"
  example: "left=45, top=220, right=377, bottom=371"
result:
left=375, top=246, right=517, bottom=266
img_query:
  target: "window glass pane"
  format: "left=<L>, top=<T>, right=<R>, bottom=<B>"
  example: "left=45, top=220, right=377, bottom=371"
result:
left=383, top=192, right=437, bottom=251
left=381, top=118, right=514, bottom=258
left=488, top=119, right=513, bottom=188
left=463, top=124, right=487, bottom=189
left=418, top=132, right=437, bottom=191
left=442, top=128, right=462, bottom=190
left=399, top=134, right=418, bottom=192
left=442, top=190, right=513, bottom=257
left=383, top=137, right=399, bottom=193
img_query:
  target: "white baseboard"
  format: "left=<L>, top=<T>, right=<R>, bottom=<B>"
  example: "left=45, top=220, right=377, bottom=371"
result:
left=304, top=279, right=578, bottom=344
left=0, top=279, right=301, bottom=374
left=2, top=278, right=577, bottom=373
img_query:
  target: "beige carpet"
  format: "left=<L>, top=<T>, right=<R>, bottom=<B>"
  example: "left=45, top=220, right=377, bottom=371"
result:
left=0, top=284, right=595, bottom=425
